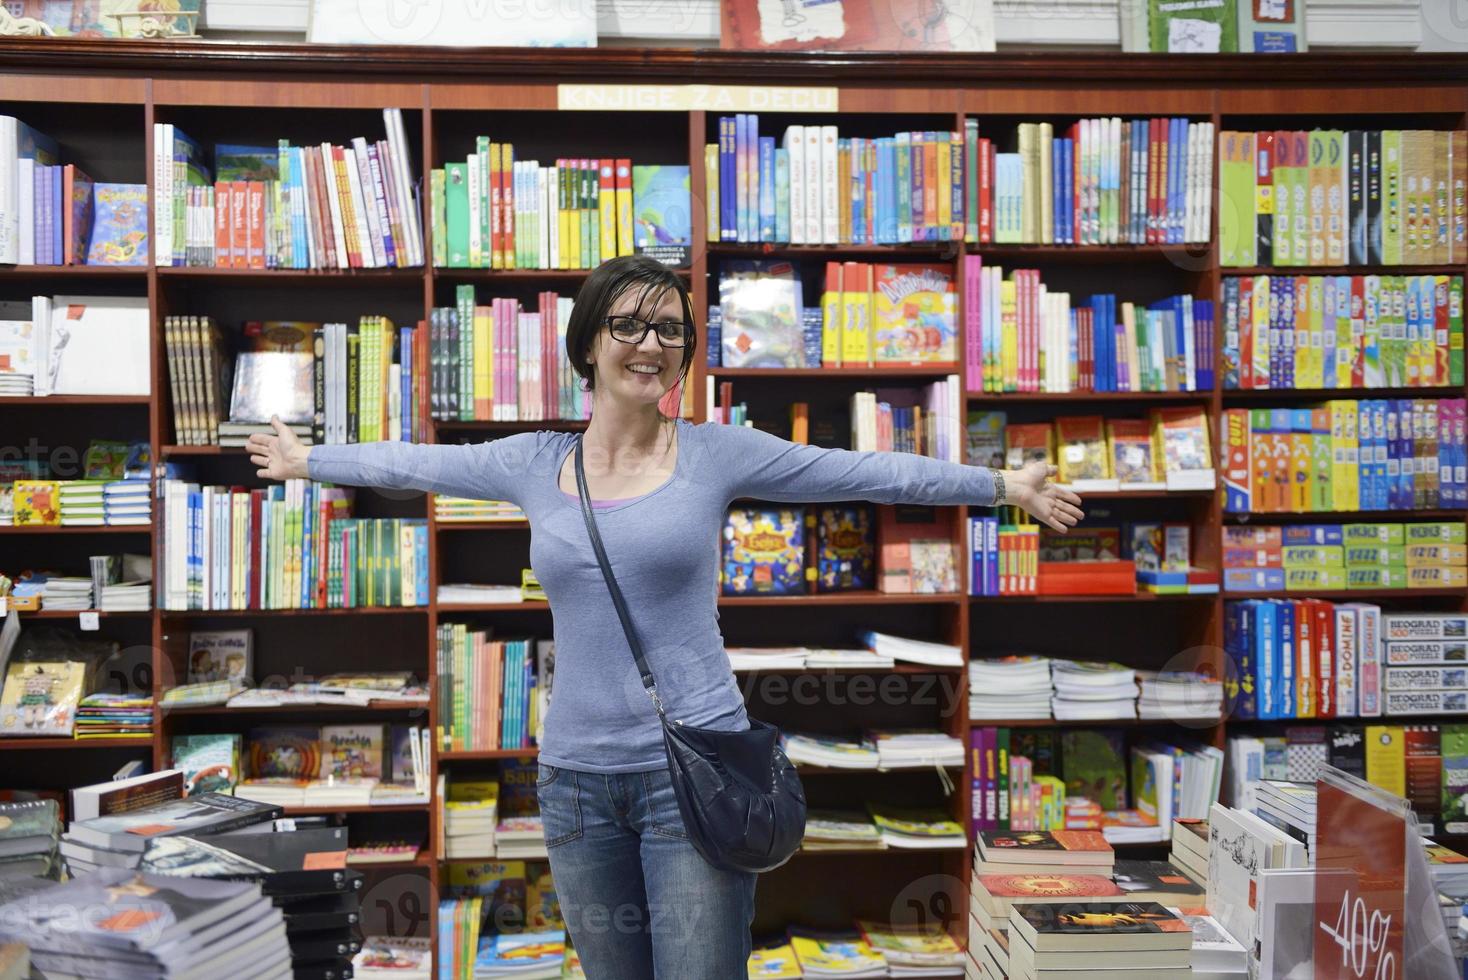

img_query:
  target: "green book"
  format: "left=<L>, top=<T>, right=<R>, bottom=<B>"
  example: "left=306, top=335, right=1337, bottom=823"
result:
left=965, top=118, right=979, bottom=244
left=1442, top=725, right=1468, bottom=835
left=445, top=162, right=469, bottom=268
left=476, top=136, right=490, bottom=269
left=1451, top=275, right=1464, bottom=386
left=431, top=168, right=447, bottom=268
left=1061, top=729, right=1126, bottom=812
left=1148, top=0, right=1236, bottom=52
left=456, top=284, right=475, bottom=422
left=1383, top=130, right=1403, bottom=265
left=895, top=134, right=912, bottom=243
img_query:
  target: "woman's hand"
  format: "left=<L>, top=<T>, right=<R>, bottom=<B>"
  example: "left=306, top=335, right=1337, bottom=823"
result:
left=1005, top=461, right=1084, bottom=532
left=246, top=416, right=312, bottom=481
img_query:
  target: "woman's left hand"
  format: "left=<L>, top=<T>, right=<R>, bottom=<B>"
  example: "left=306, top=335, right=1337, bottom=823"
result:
left=1006, top=461, right=1084, bottom=532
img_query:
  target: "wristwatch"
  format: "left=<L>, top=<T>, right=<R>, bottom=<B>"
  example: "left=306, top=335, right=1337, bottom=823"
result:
left=989, top=468, right=1007, bottom=507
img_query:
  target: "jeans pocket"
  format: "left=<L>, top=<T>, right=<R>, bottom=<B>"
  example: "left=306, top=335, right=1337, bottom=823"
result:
left=642, top=769, right=689, bottom=840
left=536, top=762, right=560, bottom=787
left=536, top=767, right=583, bottom=848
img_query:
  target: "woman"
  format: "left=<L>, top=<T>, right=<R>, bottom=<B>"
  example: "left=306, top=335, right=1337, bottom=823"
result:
left=248, top=254, right=1083, bottom=978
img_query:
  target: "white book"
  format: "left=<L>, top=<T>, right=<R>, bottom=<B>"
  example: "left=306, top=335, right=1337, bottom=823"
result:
left=384, top=108, right=422, bottom=267
left=0, top=116, right=14, bottom=263
left=820, top=124, right=839, bottom=244
left=17, top=156, right=33, bottom=265
left=154, top=123, right=173, bottom=267
left=784, top=125, right=805, bottom=245
left=48, top=295, right=149, bottom=395
left=349, top=139, right=385, bottom=268
left=804, top=126, right=821, bottom=246
left=1207, top=803, right=1307, bottom=952
left=467, top=152, right=481, bottom=268
left=1335, top=604, right=1358, bottom=717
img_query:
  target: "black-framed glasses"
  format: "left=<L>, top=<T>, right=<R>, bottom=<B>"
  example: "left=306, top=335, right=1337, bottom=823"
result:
left=605, top=315, right=692, bottom=349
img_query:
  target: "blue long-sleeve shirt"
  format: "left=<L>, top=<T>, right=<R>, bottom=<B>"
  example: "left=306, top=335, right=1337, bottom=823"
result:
left=310, top=420, right=997, bottom=773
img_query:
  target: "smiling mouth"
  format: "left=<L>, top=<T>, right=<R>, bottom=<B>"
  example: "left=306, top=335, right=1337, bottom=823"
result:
left=627, top=364, right=662, bottom=375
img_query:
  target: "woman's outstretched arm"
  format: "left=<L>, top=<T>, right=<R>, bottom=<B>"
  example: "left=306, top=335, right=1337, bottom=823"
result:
left=246, top=417, right=542, bottom=505
left=713, top=423, right=1083, bottom=532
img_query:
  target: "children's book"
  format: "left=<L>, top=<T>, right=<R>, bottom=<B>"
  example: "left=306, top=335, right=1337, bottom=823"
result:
left=813, top=505, right=873, bottom=592
left=170, top=733, right=242, bottom=797
left=631, top=164, right=690, bottom=267
left=186, top=630, right=253, bottom=686
left=966, top=410, right=1007, bottom=468
left=0, top=660, right=87, bottom=736
left=872, top=263, right=957, bottom=363
left=247, top=726, right=321, bottom=780
left=722, top=506, right=805, bottom=595
left=86, top=183, right=149, bottom=266
left=320, top=724, right=385, bottom=780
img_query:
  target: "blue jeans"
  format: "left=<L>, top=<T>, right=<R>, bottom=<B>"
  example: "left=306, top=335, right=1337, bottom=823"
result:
left=537, top=762, right=757, bottom=979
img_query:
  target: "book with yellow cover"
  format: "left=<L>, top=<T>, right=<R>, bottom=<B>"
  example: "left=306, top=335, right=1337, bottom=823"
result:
left=12, top=480, right=59, bottom=525
left=1150, top=407, right=1212, bottom=476
left=748, top=940, right=802, bottom=978
left=871, top=263, right=956, bottom=363
left=1107, top=418, right=1161, bottom=486
left=856, top=921, right=963, bottom=968
left=788, top=929, right=886, bottom=975
left=1054, top=415, right=1109, bottom=485
left=0, top=660, right=88, bottom=736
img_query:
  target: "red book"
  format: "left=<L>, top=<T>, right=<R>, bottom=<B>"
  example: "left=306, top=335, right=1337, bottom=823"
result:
left=213, top=182, right=230, bottom=268
left=1435, top=275, right=1450, bottom=385
left=1256, top=131, right=1275, bottom=265
left=978, top=137, right=993, bottom=244
left=230, top=180, right=248, bottom=269
left=1238, top=276, right=1255, bottom=388
left=1315, top=599, right=1335, bottom=718
left=246, top=181, right=265, bottom=270
left=248, top=488, right=263, bottom=609
left=61, top=163, right=93, bottom=266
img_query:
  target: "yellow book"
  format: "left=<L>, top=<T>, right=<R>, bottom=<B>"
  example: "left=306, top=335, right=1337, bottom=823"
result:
left=615, top=159, right=634, bottom=258
left=1365, top=725, right=1405, bottom=796
left=936, top=135, right=952, bottom=240
left=1335, top=278, right=1354, bottom=388
left=788, top=933, right=885, bottom=974
left=473, top=306, right=493, bottom=420
left=488, top=142, right=502, bottom=270
left=821, top=261, right=843, bottom=368
left=1122, top=301, right=1142, bottom=392
left=1306, top=275, right=1325, bottom=389
left=703, top=146, right=719, bottom=243
left=599, top=159, right=619, bottom=260
left=1293, top=277, right=1313, bottom=389
left=1329, top=401, right=1358, bottom=511
left=748, top=942, right=802, bottom=979
left=840, top=261, right=872, bottom=366
left=1000, top=278, right=1018, bottom=391
left=557, top=166, right=572, bottom=270
left=11, top=480, right=59, bottom=525
left=1252, top=274, right=1271, bottom=386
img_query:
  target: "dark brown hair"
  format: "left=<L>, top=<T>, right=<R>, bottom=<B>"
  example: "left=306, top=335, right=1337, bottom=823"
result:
left=567, top=254, right=697, bottom=392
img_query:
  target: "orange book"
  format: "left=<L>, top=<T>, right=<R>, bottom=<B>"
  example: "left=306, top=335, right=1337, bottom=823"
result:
left=334, top=147, right=361, bottom=269
left=489, top=142, right=503, bottom=270
left=923, top=137, right=938, bottom=242
left=214, top=182, right=230, bottom=267
left=247, top=181, right=265, bottom=270
left=61, top=164, right=92, bottom=265
left=501, top=142, right=516, bottom=271
left=790, top=402, right=809, bottom=444
left=230, top=180, right=248, bottom=269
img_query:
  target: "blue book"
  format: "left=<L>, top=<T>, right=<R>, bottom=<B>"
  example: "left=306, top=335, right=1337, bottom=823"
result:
left=880, top=138, right=898, bottom=244
left=294, top=145, right=309, bottom=268
left=400, top=326, right=413, bottom=442
left=1255, top=601, right=1276, bottom=719
left=746, top=113, right=759, bottom=243
left=414, top=522, right=429, bottom=603
left=773, top=149, right=790, bottom=243
left=1051, top=137, right=1063, bottom=244
left=1277, top=600, right=1295, bottom=719
left=849, top=138, right=863, bottom=245
left=733, top=114, right=747, bottom=242
left=50, top=163, right=63, bottom=266
left=758, top=136, right=776, bottom=242
left=719, top=116, right=736, bottom=242
left=1060, top=138, right=1073, bottom=244
left=1172, top=117, right=1186, bottom=244
left=86, top=183, right=148, bottom=266
left=1195, top=300, right=1215, bottom=390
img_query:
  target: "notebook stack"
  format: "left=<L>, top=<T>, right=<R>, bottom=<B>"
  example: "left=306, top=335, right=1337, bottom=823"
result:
left=1007, top=902, right=1194, bottom=980
left=0, top=868, right=293, bottom=979
left=856, top=920, right=965, bottom=976
left=1167, top=819, right=1209, bottom=885
left=801, top=810, right=886, bottom=851
left=58, top=480, right=106, bottom=525
left=1135, top=670, right=1224, bottom=721
left=782, top=732, right=881, bottom=769
left=61, top=791, right=282, bottom=876
left=1050, top=661, right=1138, bottom=721
left=139, top=826, right=365, bottom=980
left=1253, top=780, right=1317, bottom=863
left=39, top=574, right=91, bottom=610
left=0, top=800, right=61, bottom=881
left=494, top=812, right=547, bottom=859
left=867, top=729, right=963, bottom=768
left=103, top=479, right=152, bottom=525
left=968, top=656, right=1052, bottom=720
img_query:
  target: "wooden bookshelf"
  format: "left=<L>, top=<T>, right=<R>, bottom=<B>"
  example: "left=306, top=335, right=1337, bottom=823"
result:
left=3, top=42, right=1466, bottom=971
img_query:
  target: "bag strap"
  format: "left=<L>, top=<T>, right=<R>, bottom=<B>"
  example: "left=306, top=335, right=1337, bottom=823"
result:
left=574, top=435, right=667, bottom=719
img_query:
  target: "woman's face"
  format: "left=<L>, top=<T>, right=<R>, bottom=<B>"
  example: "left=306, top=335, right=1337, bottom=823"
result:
left=587, top=287, right=686, bottom=409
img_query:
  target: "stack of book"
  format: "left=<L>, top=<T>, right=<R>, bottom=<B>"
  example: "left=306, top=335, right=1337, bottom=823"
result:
left=1136, top=670, right=1224, bottom=722
left=0, top=799, right=60, bottom=881
left=1007, top=901, right=1194, bottom=980
left=786, top=927, right=888, bottom=978
left=860, top=631, right=962, bottom=668
left=74, top=692, right=153, bottom=739
left=973, top=829, right=1115, bottom=877
left=1167, top=905, right=1248, bottom=980
left=154, top=112, right=424, bottom=270
left=354, top=936, right=432, bottom=979
left=102, top=478, right=151, bottom=525
left=867, top=804, right=965, bottom=850
left=867, top=729, right=963, bottom=769
left=495, top=810, right=547, bottom=860
left=37, top=574, right=90, bottom=610
left=58, top=480, right=106, bottom=526
left=781, top=732, right=881, bottom=770
left=856, top=920, right=965, bottom=975
left=61, top=790, right=281, bottom=877
left=474, top=929, right=566, bottom=978
left=443, top=778, right=497, bottom=860
left=139, top=826, right=365, bottom=979
left=433, top=496, right=525, bottom=523
left=1051, top=660, right=1138, bottom=721
left=0, top=869, right=293, bottom=978
left=968, top=656, right=1053, bottom=720
left=1169, top=818, right=1209, bottom=885
left=726, top=646, right=891, bottom=671
left=801, top=810, right=885, bottom=851
left=970, top=869, right=1127, bottom=935
left=1254, top=780, right=1318, bottom=863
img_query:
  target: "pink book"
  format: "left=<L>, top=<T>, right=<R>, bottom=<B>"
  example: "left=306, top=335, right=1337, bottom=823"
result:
left=963, top=254, right=982, bottom=390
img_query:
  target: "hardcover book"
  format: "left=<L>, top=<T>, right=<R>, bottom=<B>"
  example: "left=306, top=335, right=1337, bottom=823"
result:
left=171, top=734, right=242, bottom=797
left=721, top=506, right=805, bottom=595
left=186, top=630, right=253, bottom=686
left=320, top=724, right=385, bottom=781
left=248, top=727, right=322, bottom=780
left=66, top=792, right=281, bottom=853
left=1009, top=901, right=1191, bottom=951
left=871, top=264, right=957, bottom=363
left=86, top=183, right=148, bottom=266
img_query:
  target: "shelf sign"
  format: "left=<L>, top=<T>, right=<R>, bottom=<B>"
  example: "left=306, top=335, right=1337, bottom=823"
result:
left=557, top=84, right=839, bottom=112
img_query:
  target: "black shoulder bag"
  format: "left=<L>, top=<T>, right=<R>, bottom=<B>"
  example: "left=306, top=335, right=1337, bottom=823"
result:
left=574, top=435, right=806, bottom=873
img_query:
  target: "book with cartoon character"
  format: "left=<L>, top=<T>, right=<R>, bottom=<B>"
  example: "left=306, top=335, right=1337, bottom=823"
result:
left=721, top=506, right=805, bottom=595
left=86, top=183, right=148, bottom=266
left=0, top=660, right=87, bottom=736
left=186, top=630, right=253, bottom=687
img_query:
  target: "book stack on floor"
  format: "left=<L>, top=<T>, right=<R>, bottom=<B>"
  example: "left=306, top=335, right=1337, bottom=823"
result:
left=0, top=800, right=61, bottom=881
left=139, top=826, right=365, bottom=980
left=1168, top=818, right=1209, bottom=885
left=969, top=656, right=1052, bottom=721
left=0, top=868, right=294, bottom=979
left=1050, top=661, right=1137, bottom=721
left=782, top=924, right=963, bottom=978
left=1007, top=902, right=1194, bottom=980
